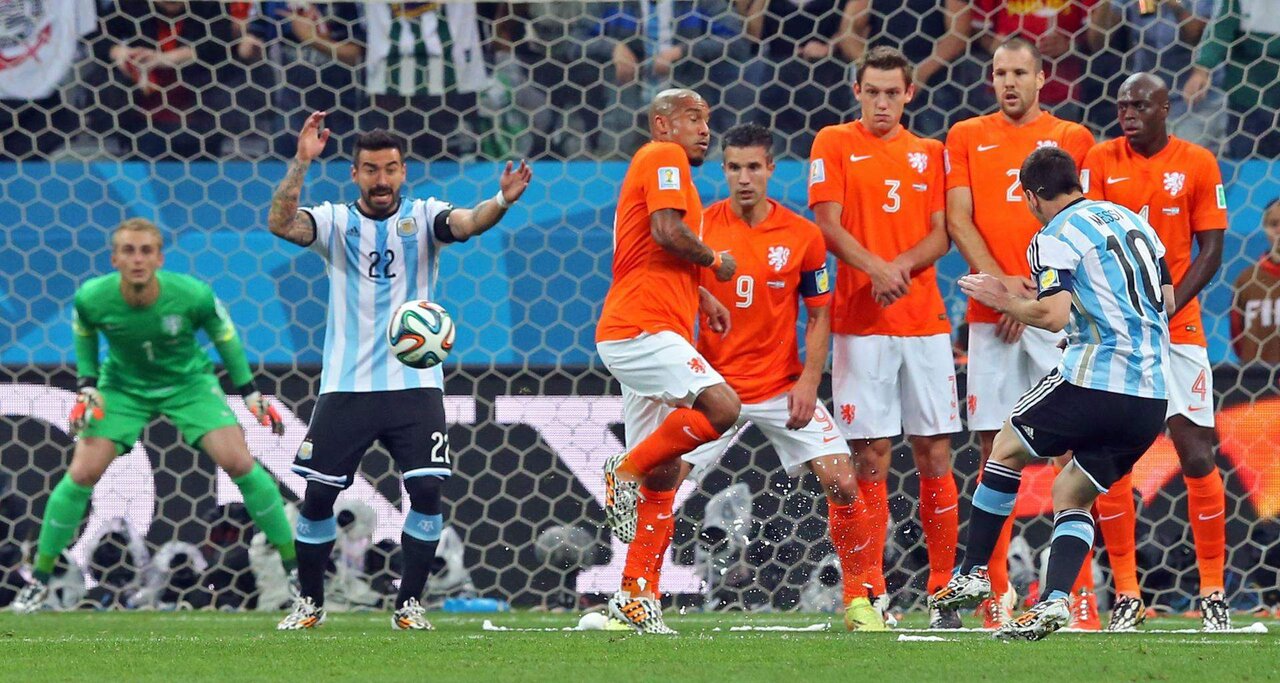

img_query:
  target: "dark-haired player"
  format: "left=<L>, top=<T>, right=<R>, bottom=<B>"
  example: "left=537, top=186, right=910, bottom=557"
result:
left=267, top=112, right=531, bottom=630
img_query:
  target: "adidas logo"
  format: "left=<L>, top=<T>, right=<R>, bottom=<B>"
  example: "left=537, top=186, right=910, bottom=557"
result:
left=1023, top=426, right=1035, bottom=439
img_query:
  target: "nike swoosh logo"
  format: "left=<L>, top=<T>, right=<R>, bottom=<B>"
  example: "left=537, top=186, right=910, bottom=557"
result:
left=852, top=541, right=871, bottom=552
left=656, top=512, right=673, bottom=520
left=1187, top=406, right=1205, bottom=412
left=1098, top=512, right=1125, bottom=521
left=1197, top=511, right=1224, bottom=521
left=933, top=504, right=958, bottom=514
left=849, top=154, right=874, bottom=162
left=682, top=426, right=699, bottom=441
left=823, top=436, right=840, bottom=444
left=1106, top=176, right=1129, bottom=184
left=977, top=144, right=999, bottom=152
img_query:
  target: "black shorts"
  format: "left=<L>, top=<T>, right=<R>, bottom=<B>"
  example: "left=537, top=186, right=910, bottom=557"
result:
left=1009, top=371, right=1167, bottom=492
left=291, top=388, right=451, bottom=489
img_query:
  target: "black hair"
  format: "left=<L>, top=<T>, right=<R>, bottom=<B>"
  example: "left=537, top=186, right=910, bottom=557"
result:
left=721, top=123, right=774, bottom=156
left=352, top=129, right=406, bottom=164
left=1020, top=147, right=1082, bottom=200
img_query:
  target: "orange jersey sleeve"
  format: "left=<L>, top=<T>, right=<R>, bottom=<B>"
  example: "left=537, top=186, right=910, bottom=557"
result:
left=1080, top=143, right=1107, bottom=200
left=1188, top=147, right=1228, bottom=233
left=812, top=122, right=949, bottom=336
left=596, top=141, right=705, bottom=343
left=696, top=200, right=827, bottom=403
left=808, top=126, right=847, bottom=207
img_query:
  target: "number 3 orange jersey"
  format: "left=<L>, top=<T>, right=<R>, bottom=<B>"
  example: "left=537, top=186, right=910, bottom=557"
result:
left=808, top=120, right=949, bottom=337
left=1081, top=136, right=1227, bottom=346
left=696, top=199, right=831, bottom=404
left=597, top=141, right=705, bottom=344
left=945, top=112, right=1094, bottom=323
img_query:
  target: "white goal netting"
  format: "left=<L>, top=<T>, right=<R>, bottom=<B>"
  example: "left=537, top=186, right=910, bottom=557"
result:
left=2, top=0, right=1279, bottom=615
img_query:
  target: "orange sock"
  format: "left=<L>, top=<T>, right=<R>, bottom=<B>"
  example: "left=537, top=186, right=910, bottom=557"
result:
left=1096, top=473, right=1140, bottom=597
left=619, top=408, right=720, bottom=477
left=919, top=473, right=959, bottom=594
left=1185, top=470, right=1226, bottom=594
left=1073, top=548, right=1096, bottom=593
left=987, top=517, right=1014, bottom=596
left=828, top=498, right=871, bottom=603
left=621, top=486, right=676, bottom=598
left=856, top=478, right=888, bottom=595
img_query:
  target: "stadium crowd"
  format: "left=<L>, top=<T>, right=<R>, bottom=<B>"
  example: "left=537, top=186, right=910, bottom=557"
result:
left=3, top=0, right=1279, bottom=162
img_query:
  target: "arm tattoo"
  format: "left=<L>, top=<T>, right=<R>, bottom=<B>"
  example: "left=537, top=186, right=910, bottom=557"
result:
left=652, top=210, right=713, bottom=265
left=268, top=159, right=313, bottom=246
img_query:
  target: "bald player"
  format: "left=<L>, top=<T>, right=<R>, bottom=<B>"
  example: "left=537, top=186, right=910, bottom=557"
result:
left=944, top=36, right=1098, bottom=629
left=1082, top=73, right=1230, bottom=632
left=596, top=89, right=739, bottom=634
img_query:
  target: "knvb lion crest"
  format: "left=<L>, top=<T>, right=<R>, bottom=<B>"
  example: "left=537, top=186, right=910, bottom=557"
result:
left=907, top=152, right=928, bottom=173
left=768, top=245, right=791, bottom=272
left=1163, top=172, right=1186, bottom=197
left=162, top=315, right=183, bottom=336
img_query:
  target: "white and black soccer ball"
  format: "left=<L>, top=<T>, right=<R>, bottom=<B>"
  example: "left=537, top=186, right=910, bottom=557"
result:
left=387, top=300, right=456, bottom=369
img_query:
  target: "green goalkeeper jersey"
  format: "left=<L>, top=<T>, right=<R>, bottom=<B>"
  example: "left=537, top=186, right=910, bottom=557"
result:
left=72, top=271, right=254, bottom=400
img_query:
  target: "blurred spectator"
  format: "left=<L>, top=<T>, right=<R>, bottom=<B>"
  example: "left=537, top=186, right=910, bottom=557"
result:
left=970, top=0, right=1100, bottom=122
left=1090, top=0, right=1223, bottom=151
left=857, top=1, right=989, bottom=138
left=360, top=1, right=490, bottom=160
left=249, top=2, right=365, bottom=157
left=1186, top=0, right=1280, bottom=158
left=744, top=0, right=861, bottom=157
left=89, top=0, right=237, bottom=160
left=0, top=0, right=95, bottom=159
left=1231, top=199, right=1280, bottom=366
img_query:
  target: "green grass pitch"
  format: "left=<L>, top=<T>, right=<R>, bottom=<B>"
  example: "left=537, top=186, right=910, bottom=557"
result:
left=1, top=611, right=1276, bottom=682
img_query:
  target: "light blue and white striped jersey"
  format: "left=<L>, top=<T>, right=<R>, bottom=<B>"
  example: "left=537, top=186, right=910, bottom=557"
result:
left=302, top=197, right=454, bottom=395
left=1029, top=199, right=1170, bottom=399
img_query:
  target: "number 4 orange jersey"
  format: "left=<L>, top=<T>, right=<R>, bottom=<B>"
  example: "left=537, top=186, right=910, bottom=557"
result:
left=697, top=199, right=831, bottom=404
left=1081, top=136, right=1227, bottom=347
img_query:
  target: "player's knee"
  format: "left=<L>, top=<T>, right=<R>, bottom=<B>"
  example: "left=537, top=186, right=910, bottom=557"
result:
left=1051, top=467, right=1098, bottom=511
left=642, top=460, right=684, bottom=491
left=910, top=436, right=952, bottom=479
left=300, top=482, right=342, bottom=521
left=697, top=385, right=740, bottom=433
left=66, top=465, right=103, bottom=488
left=403, top=475, right=444, bottom=515
left=1169, top=419, right=1217, bottom=478
left=825, top=474, right=859, bottom=506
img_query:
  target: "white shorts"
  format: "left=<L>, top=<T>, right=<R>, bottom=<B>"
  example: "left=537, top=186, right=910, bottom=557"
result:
left=1166, top=344, right=1214, bottom=427
left=830, top=334, right=961, bottom=440
left=597, top=331, right=726, bottom=445
left=966, top=323, right=1065, bottom=432
left=683, top=394, right=851, bottom=477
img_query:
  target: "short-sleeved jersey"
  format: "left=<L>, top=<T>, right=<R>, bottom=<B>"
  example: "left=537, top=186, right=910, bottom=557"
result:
left=1081, top=136, right=1227, bottom=347
left=946, top=111, right=1095, bottom=323
left=597, top=141, right=705, bottom=343
left=696, top=199, right=831, bottom=404
left=1231, top=258, right=1280, bottom=365
left=302, top=196, right=454, bottom=395
left=808, top=120, right=949, bottom=336
left=1030, top=199, right=1169, bottom=399
left=73, top=271, right=235, bottom=400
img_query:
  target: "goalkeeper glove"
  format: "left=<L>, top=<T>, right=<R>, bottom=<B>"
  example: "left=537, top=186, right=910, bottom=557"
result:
left=69, top=382, right=105, bottom=436
left=241, top=384, right=285, bottom=436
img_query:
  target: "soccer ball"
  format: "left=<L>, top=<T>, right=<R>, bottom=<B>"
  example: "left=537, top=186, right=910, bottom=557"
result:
left=387, top=300, right=455, bottom=369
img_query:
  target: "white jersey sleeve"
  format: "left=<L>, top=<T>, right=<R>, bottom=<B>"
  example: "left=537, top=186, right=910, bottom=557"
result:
left=300, top=202, right=340, bottom=259
left=1030, top=230, right=1083, bottom=297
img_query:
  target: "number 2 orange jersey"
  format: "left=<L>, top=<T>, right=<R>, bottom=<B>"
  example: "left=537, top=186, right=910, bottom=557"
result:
left=945, top=112, right=1094, bottom=323
left=696, top=199, right=831, bottom=404
left=808, top=120, right=949, bottom=337
left=1081, top=136, right=1227, bottom=346
left=596, top=141, right=705, bottom=344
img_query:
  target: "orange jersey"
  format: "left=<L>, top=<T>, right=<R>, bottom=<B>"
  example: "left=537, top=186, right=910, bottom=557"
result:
left=697, top=199, right=831, bottom=404
left=945, top=112, right=1094, bottom=323
left=808, top=121, right=949, bottom=337
left=597, top=141, right=705, bottom=343
left=1081, top=136, right=1227, bottom=346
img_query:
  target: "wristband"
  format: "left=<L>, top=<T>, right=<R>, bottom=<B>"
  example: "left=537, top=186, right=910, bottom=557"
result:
left=710, top=251, right=722, bottom=270
left=495, top=190, right=510, bottom=209
left=237, top=380, right=259, bottom=397
left=77, top=376, right=98, bottom=390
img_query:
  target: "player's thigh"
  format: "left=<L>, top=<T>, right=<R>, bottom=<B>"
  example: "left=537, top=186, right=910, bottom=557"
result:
left=966, top=323, right=1027, bottom=432
left=380, top=388, right=452, bottom=481
left=163, top=376, right=242, bottom=452
left=749, top=396, right=850, bottom=478
left=596, top=331, right=726, bottom=408
left=1072, top=394, right=1168, bottom=494
left=293, top=392, right=380, bottom=489
left=831, top=334, right=903, bottom=440
left=81, top=386, right=154, bottom=456
left=66, top=437, right=123, bottom=486
left=899, top=334, right=961, bottom=438
left=1165, top=344, right=1214, bottom=427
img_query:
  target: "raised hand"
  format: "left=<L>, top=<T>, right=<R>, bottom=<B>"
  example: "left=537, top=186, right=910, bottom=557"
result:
left=295, top=111, right=331, bottom=163
left=499, top=160, right=533, bottom=206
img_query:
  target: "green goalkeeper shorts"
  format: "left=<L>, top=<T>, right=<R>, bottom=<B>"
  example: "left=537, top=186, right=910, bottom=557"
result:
left=82, top=375, right=241, bottom=454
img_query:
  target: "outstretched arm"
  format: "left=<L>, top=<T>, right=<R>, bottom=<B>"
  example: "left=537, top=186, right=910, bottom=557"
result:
left=446, top=160, right=534, bottom=241
left=651, top=209, right=736, bottom=282
left=268, top=111, right=329, bottom=246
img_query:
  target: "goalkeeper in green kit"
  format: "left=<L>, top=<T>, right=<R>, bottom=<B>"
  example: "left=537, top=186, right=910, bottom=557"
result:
left=12, top=218, right=298, bottom=613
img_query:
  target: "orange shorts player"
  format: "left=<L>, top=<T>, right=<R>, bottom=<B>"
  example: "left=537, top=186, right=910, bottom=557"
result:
left=594, top=89, right=739, bottom=635
left=1082, top=72, right=1231, bottom=632
left=808, top=46, right=960, bottom=630
left=944, top=36, right=1096, bottom=628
